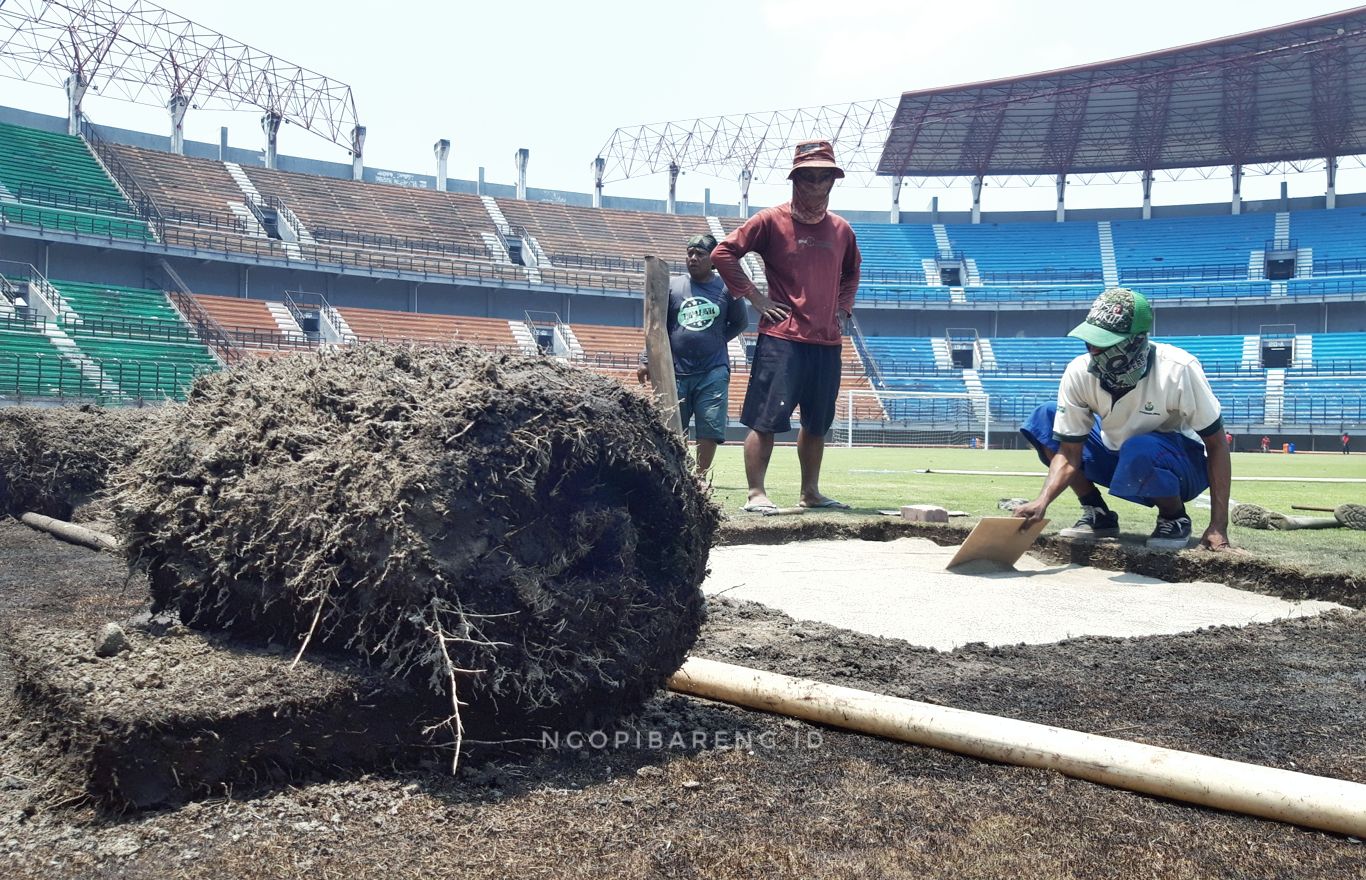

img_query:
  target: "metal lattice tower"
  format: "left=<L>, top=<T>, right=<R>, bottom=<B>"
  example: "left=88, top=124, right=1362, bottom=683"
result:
left=0, top=0, right=361, bottom=156
left=596, top=97, right=900, bottom=187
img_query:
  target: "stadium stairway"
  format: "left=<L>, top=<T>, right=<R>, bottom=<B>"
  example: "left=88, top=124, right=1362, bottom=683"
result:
left=1098, top=222, right=1119, bottom=286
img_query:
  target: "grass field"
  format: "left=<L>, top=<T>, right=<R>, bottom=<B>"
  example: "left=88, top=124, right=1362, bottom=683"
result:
left=705, top=444, right=1366, bottom=575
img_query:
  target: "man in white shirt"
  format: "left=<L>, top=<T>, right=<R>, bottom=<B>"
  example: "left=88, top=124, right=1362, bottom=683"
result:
left=1013, top=288, right=1233, bottom=551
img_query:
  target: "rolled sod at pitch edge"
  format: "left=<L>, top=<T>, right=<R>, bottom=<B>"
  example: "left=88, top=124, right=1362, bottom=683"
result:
left=1231, top=503, right=1339, bottom=531
left=0, top=407, right=145, bottom=519
left=115, top=344, right=720, bottom=741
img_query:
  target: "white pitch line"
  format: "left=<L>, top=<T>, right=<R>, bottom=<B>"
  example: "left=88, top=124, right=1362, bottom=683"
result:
left=910, top=468, right=1366, bottom=484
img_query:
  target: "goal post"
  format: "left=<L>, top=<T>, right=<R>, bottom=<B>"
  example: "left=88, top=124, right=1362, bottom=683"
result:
left=831, top=389, right=990, bottom=449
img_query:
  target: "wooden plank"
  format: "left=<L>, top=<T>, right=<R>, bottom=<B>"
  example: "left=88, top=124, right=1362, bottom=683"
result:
left=642, top=255, right=683, bottom=437
left=946, top=516, right=1049, bottom=570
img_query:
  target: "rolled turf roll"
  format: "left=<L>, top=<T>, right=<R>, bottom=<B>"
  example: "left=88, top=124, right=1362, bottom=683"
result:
left=115, top=344, right=720, bottom=741
left=0, top=406, right=145, bottom=519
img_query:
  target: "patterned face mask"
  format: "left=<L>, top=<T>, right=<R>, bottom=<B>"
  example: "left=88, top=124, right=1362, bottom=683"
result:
left=1088, top=333, right=1151, bottom=390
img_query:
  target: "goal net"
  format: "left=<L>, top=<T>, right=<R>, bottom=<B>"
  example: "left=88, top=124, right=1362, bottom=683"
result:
left=830, top=389, right=990, bottom=449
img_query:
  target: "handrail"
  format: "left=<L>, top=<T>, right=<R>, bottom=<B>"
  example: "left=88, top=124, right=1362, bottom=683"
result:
left=15, top=182, right=144, bottom=219
left=62, top=313, right=199, bottom=343
left=62, top=308, right=311, bottom=351
left=567, top=349, right=652, bottom=371
left=257, top=194, right=310, bottom=243
left=342, top=334, right=523, bottom=357
left=19, top=265, right=68, bottom=321
left=0, top=202, right=155, bottom=241
left=162, top=205, right=255, bottom=234
left=1312, top=257, right=1366, bottom=276
left=285, top=290, right=350, bottom=343
left=863, top=356, right=1360, bottom=378
left=546, top=252, right=647, bottom=273
left=149, top=223, right=645, bottom=292
left=0, top=350, right=208, bottom=403
left=156, top=258, right=193, bottom=296
left=848, top=312, right=887, bottom=391
left=9, top=197, right=1366, bottom=304
left=309, top=226, right=494, bottom=261
left=978, top=267, right=1105, bottom=284
left=0, top=311, right=47, bottom=332
left=78, top=116, right=166, bottom=239
left=165, top=289, right=246, bottom=366
left=1122, top=263, right=1248, bottom=283
left=282, top=289, right=311, bottom=331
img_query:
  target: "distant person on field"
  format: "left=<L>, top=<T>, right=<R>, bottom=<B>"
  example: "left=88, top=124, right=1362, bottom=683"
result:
left=711, top=139, right=861, bottom=513
left=1261, top=435, right=1270, bottom=453
left=1344, top=432, right=1352, bottom=454
left=1013, top=288, right=1234, bottom=552
left=638, top=233, right=747, bottom=475
left=1225, top=431, right=1235, bottom=453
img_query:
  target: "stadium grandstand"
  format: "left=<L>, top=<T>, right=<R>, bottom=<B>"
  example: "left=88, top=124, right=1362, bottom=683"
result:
left=1, top=2, right=1364, bottom=449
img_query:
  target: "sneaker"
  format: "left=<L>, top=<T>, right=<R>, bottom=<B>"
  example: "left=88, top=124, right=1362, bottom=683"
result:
left=1335, top=503, right=1366, bottom=531
left=1147, top=515, right=1192, bottom=550
left=1059, top=506, right=1120, bottom=540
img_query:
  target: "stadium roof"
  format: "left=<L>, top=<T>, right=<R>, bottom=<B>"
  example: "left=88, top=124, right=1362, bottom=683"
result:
left=879, top=8, right=1366, bottom=178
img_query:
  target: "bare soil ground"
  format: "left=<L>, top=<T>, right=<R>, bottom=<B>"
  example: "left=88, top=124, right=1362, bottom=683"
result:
left=1, top=515, right=1364, bottom=880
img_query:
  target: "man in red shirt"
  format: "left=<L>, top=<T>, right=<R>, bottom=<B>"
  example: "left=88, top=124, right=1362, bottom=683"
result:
left=712, top=140, right=861, bottom=512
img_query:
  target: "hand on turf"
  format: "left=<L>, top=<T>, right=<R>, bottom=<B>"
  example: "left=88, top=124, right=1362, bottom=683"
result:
left=749, top=292, right=790, bottom=324
left=1013, top=499, right=1048, bottom=530
left=1199, top=525, right=1239, bottom=553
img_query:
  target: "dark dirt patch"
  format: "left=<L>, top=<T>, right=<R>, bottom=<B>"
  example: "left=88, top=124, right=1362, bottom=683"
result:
left=114, top=344, right=719, bottom=741
left=1, top=516, right=1364, bottom=879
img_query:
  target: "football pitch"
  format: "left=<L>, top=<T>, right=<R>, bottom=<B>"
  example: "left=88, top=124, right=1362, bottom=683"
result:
left=705, top=444, right=1366, bottom=574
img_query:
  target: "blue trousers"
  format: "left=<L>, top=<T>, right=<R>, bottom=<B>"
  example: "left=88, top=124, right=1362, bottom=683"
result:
left=1019, top=403, right=1209, bottom=506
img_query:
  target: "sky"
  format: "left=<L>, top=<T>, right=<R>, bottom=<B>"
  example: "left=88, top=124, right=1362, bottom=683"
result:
left=3, top=0, right=1364, bottom=214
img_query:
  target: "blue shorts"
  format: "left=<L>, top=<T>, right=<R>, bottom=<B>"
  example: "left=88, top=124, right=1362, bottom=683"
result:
left=677, top=364, right=729, bottom=442
left=1019, top=402, right=1210, bottom=506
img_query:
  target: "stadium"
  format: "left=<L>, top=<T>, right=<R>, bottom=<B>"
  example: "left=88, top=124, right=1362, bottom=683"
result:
left=1, top=1, right=1365, bottom=877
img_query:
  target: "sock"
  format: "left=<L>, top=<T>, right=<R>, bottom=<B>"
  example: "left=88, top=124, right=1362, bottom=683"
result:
left=1162, top=505, right=1188, bottom=521
left=1078, top=490, right=1108, bottom=511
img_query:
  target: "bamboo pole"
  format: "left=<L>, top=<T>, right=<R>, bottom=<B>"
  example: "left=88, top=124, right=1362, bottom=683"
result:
left=642, top=255, right=683, bottom=438
left=668, top=657, right=1366, bottom=838
left=19, top=512, right=119, bottom=553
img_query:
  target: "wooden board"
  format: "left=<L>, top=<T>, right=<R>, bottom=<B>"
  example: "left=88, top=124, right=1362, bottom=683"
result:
left=642, top=255, right=683, bottom=437
left=946, top=516, right=1049, bottom=570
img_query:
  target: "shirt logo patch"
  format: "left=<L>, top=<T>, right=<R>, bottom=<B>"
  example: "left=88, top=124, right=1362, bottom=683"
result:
left=678, top=297, right=720, bottom=332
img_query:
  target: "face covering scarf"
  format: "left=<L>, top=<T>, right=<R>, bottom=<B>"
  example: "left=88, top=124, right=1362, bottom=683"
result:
left=790, top=177, right=831, bottom=224
left=1088, top=333, right=1152, bottom=391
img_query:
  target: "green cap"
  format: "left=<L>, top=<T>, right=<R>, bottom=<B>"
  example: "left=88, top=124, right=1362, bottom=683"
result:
left=686, top=233, right=717, bottom=253
left=1068, top=288, right=1153, bottom=348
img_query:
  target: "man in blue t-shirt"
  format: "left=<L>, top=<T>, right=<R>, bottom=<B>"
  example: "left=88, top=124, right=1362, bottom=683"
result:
left=639, top=233, right=749, bottom=474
